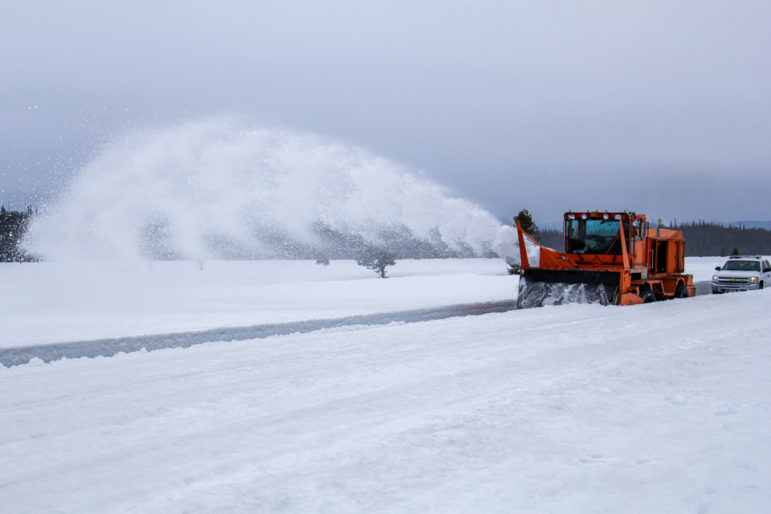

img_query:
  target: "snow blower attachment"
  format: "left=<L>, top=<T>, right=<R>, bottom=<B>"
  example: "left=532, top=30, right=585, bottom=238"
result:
left=515, top=211, right=695, bottom=309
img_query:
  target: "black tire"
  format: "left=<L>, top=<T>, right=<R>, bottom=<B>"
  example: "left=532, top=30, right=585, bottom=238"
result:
left=675, top=283, right=689, bottom=299
left=760, top=281, right=764, bottom=290
left=641, top=287, right=656, bottom=303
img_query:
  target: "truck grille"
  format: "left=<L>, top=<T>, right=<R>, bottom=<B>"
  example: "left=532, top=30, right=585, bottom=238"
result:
left=717, top=277, right=750, bottom=285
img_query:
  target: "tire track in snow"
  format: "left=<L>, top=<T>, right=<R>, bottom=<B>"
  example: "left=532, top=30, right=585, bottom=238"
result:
left=0, top=300, right=517, bottom=367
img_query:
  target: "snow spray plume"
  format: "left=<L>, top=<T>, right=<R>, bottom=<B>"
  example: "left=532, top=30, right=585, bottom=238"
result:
left=24, top=118, right=519, bottom=262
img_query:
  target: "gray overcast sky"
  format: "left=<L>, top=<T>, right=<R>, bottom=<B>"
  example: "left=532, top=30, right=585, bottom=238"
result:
left=2, top=0, right=770, bottom=224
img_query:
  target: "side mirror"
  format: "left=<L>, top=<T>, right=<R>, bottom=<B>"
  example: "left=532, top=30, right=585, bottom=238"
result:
left=714, top=266, right=721, bottom=271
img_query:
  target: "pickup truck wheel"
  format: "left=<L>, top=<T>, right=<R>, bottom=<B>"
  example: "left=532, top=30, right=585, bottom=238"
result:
left=760, top=281, right=764, bottom=290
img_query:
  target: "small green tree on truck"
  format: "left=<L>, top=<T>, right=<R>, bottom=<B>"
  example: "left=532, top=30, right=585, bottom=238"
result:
left=508, top=209, right=539, bottom=275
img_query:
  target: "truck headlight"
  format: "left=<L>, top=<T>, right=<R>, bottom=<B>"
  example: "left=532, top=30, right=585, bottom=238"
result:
left=712, top=275, right=718, bottom=282
left=750, top=276, right=759, bottom=284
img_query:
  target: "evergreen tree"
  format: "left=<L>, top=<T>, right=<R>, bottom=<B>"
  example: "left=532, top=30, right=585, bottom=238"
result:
left=0, top=205, right=36, bottom=262
left=357, top=245, right=396, bottom=278
left=508, top=209, right=542, bottom=275
left=514, top=209, right=539, bottom=238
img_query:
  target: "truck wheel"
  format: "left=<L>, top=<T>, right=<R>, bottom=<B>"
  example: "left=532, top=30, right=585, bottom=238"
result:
left=641, top=288, right=656, bottom=303
left=761, top=281, right=764, bottom=290
left=675, top=283, right=689, bottom=298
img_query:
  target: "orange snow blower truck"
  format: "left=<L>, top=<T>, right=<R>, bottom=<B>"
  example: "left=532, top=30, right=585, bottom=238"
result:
left=516, top=211, right=695, bottom=308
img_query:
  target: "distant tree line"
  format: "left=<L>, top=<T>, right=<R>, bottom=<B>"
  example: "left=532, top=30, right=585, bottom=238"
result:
left=668, top=220, right=771, bottom=256
left=535, top=229, right=564, bottom=250
left=0, top=206, right=37, bottom=262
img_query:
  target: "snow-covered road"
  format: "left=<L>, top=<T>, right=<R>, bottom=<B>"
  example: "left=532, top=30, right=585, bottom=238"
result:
left=0, top=300, right=517, bottom=367
left=2, top=287, right=770, bottom=512
left=0, top=261, right=771, bottom=514
left=0, top=258, right=723, bottom=350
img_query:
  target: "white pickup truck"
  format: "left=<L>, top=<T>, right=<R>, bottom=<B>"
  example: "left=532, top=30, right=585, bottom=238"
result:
left=712, top=255, right=771, bottom=293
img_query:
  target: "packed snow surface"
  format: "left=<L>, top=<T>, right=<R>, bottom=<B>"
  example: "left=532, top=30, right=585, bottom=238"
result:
left=1, top=257, right=769, bottom=512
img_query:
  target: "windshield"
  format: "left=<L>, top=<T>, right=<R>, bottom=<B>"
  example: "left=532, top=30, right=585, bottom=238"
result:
left=566, top=218, right=628, bottom=254
left=722, top=260, right=761, bottom=271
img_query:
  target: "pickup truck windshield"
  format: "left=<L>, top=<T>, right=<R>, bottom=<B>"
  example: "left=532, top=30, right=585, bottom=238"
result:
left=566, top=218, right=628, bottom=255
left=722, top=260, right=761, bottom=271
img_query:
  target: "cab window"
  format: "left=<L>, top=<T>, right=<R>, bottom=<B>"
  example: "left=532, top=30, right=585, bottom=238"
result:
left=566, top=217, right=630, bottom=255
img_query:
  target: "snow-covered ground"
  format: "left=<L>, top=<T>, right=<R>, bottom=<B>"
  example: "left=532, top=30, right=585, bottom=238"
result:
left=2, top=257, right=769, bottom=513
left=0, top=257, right=723, bottom=349
left=0, top=259, right=515, bottom=348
